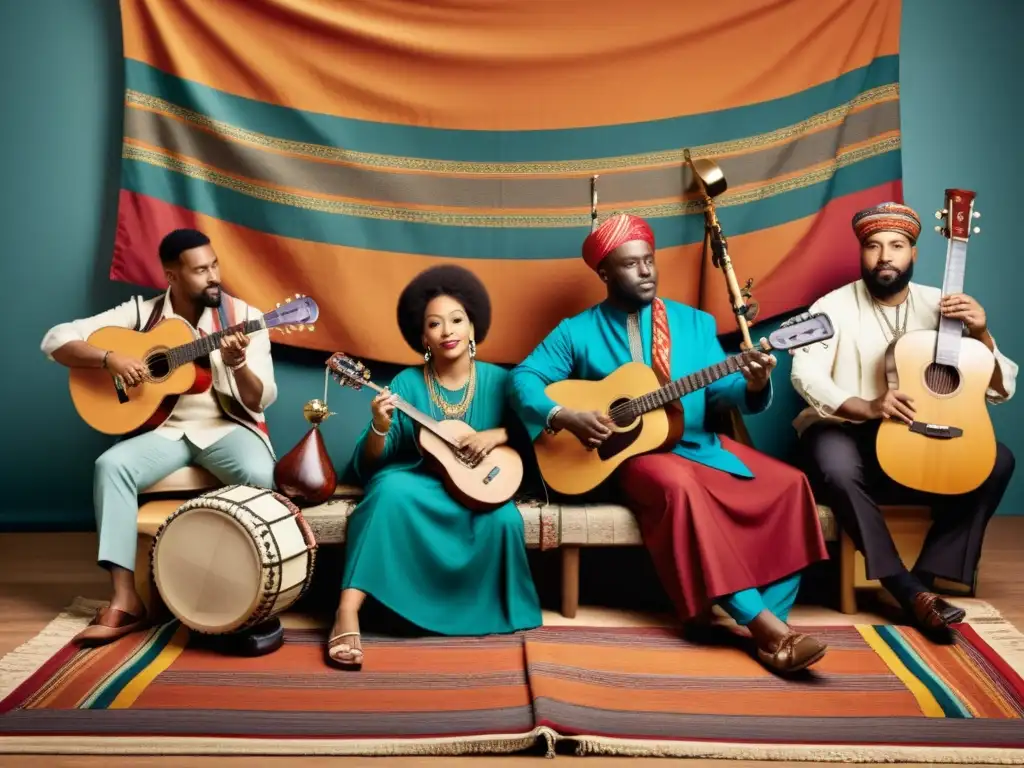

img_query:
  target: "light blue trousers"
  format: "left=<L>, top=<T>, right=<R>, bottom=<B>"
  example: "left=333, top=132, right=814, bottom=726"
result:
left=93, top=428, right=275, bottom=571
left=717, top=572, right=802, bottom=626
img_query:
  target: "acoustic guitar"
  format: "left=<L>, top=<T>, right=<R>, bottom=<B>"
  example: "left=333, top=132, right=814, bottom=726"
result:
left=533, top=312, right=835, bottom=495
left=876, top=189, right=996, bottom=495
left=69, top=295, right=319, bottom=435
left=327, top=353, right=523, bottom=511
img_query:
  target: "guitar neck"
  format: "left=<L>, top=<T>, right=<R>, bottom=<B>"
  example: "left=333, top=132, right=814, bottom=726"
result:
left=168, top=319, right=264, bottom=367
left=630, top=350, right=756, bottom=416
left=361, top=380, right=460, bottom=450
left=935, top=236, right=968, bottom=367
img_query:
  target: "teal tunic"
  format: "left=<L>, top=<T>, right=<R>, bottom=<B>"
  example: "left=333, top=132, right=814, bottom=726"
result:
left=343, top=362, right=542, bottom=636
left=508, top=299, right=772, bottom=478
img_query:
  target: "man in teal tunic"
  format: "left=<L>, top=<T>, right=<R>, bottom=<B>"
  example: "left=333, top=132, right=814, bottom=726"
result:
left=509, top=213, right=830, bottom=674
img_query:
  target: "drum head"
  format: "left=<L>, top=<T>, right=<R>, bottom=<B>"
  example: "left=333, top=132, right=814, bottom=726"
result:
left=153, top=507, right=260, bottom=634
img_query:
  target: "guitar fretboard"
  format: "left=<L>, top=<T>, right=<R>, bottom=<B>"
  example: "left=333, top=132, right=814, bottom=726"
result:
left=167, top=319, right=264, bottom=367
left=625, top=353, right=748, bottom=418
left=935, top=237, right=968, bottom=367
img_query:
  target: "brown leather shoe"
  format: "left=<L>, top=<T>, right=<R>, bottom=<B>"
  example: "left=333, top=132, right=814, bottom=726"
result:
left=911, top=593, right=966, bottom=633
left=756, top=632, right=827, bottom=674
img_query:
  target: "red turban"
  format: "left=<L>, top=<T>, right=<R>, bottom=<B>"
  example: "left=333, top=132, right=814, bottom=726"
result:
left=582, top=213, right=655, bottom=270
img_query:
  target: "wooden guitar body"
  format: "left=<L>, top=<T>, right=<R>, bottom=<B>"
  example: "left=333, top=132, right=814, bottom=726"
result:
left=418, top=419, right=524, bottom=511
left=876, top=329, right=997, bottom=495
left=535, top=362, right=683, bottom=495
left=69, top=319, right=198, bottom=435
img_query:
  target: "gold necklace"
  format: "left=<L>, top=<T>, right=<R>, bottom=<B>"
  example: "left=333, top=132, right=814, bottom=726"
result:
left=424, top=362, right=476, bottom=420
left=871, top=293, right=911, bottom=342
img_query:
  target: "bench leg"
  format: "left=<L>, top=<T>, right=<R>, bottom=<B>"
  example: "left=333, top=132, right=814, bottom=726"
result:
left=839, top=530, right=857, bottom=615
left=561, top=546, right=580, bottom=619
left=134, top=533, right=166, bottom=619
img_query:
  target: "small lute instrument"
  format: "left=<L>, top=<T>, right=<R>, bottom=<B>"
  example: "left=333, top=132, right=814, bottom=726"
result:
left=327, top=353, right=523, bottom=511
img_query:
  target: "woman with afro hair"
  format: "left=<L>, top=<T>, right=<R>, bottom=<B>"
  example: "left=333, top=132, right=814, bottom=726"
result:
left=327, top=265, right=542, bottom=669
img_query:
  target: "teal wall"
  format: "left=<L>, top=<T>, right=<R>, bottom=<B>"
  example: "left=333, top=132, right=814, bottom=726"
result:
left=2, top=0, right=1021, bottom=530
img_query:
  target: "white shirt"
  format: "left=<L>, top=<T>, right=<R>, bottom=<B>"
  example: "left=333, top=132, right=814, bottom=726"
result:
left=40, top=290, right=271, bottom=450
left=790, top=280, right=1017, bottom=435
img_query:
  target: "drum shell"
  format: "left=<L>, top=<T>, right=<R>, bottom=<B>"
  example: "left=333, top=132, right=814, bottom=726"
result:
left=152, top=484, right=317, bottom=634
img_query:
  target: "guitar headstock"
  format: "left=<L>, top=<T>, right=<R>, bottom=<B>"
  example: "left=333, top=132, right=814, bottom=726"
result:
left=934, top=188, right=980, bottom=241
left=326, top=352, right=372, bottom=390
left=768, top=311, right=836, bottom=352
left=263, top=294, right=320, bottom=334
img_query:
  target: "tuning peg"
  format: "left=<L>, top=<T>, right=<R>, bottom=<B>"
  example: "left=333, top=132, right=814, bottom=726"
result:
left=973, top=226, right=981, bottom=234
left=973, top=211, right=981, bottom=219
left=935, top=225, right=943, bottom=233
left=297, top=325, right=305, bottom=331
left=308, top=325, right=314, bottom=332
left=276, top=302, right=281, bottom=308
left=285, top=297, right=292, bottom=303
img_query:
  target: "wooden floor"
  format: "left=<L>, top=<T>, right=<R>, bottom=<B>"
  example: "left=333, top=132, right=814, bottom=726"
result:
left=2, top=520, right=1023, bottom=767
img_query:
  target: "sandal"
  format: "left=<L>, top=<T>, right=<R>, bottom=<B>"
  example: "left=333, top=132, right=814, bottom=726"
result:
left=73, top=606, right=149, bottom=647
left=326, top=631, right=363, bottom=671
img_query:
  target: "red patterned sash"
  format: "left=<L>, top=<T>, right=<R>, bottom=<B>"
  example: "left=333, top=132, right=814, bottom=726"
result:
left=651, top=297, right=672, bottom=385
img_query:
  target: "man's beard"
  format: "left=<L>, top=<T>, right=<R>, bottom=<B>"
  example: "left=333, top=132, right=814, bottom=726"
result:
left=862, top=261, right=913, bottom=300
left=197, top=285, right=222, bottom=308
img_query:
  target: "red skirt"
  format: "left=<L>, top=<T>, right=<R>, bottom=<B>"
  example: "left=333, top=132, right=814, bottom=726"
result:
left=617, top=436, right=829, bottom=621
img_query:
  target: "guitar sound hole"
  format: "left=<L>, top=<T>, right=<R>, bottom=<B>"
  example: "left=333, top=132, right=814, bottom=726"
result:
left=608, top=398, right=635, bottom=428
left=924, top=363, right=960, bottom=396
left=146, top=352, right=170, bottom=379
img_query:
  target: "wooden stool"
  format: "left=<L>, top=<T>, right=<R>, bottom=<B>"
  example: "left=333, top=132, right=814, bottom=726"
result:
left=134, top=466, right=222, bottom=616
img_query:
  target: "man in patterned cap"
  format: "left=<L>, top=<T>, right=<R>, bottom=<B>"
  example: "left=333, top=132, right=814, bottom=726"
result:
left=791, top=202, right=1016, bottom=637
left=510, top=213, right=830, bottom=674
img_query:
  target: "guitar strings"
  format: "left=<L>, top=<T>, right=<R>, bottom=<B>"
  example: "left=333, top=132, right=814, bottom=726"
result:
left=604, top=349, right=752, bottom=422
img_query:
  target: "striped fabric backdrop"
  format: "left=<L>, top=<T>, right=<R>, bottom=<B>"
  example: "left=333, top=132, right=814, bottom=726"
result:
left=113, top=0, right=903, bottom=364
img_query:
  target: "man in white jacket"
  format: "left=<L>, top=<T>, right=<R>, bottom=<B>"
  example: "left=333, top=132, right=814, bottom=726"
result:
left=41, top=229, right=277, bottom=646
left=790, top=203, right=1015, bottom=639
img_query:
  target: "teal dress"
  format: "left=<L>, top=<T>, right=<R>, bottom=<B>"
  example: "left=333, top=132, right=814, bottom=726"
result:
left=342, top=362, right=543, bottom=636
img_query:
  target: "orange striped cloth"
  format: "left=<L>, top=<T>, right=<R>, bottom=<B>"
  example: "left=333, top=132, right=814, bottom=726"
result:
left=113, top=0, right=904, bottom=364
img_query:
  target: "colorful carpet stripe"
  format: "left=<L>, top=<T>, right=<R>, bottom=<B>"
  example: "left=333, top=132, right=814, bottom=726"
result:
left=112, top=0, right=905, bottom=364
left=524, top=625, right=1024, bottom=748
left=2, top=612, right=1024, bottom=758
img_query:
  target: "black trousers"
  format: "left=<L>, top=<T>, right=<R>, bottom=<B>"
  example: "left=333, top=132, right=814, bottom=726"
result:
left=798, top=420, right=1015, bottom=584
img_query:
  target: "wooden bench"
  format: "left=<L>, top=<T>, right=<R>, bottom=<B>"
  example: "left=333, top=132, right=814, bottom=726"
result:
left=134, top=466, right=846, bottom=619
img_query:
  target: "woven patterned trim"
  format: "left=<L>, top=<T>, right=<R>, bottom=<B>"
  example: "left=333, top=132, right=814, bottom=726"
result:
left=559, top=504, right=643, bottom=546
left=816, top=504, right=838, bottom=542
left=301, top=499, right=358, bottom=545
left=141, top=493, right=837, bottom=548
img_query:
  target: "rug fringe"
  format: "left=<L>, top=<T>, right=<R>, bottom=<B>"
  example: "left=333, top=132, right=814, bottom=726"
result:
left=0, top=597, right=100, bottom=703
left=569, top=736, right=1024, bottom=764
left=0, top=730, right=554, bottom=757
left=955, top=599, right=1024, bottom=678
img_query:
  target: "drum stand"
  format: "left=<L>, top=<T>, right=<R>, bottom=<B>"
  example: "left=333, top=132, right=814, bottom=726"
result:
left=190, top=617, right=285, bottom=656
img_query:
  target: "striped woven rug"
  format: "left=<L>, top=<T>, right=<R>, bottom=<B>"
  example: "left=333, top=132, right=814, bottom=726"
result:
left=1, top=598, right=1023, bottom=761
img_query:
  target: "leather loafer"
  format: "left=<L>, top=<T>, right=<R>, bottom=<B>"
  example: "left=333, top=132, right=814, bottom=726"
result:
left=756, top=632, right=827, bottom=674
left=911, top=593, right=965, bottom=633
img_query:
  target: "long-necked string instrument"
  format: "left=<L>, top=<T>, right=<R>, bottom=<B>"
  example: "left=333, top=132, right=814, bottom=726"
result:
left=684, top=149, right=758, bottom=351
